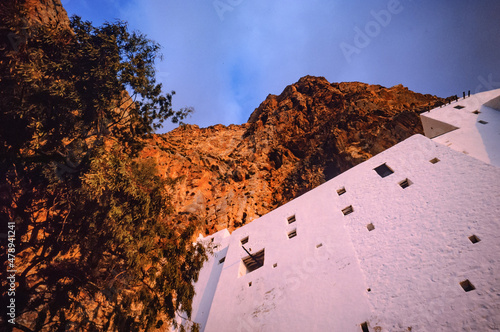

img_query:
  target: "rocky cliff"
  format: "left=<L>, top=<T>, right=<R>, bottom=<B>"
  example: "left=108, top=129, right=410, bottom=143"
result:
left=8, top=0, right=448, bottom=236
left=143, top=76, right=446, bottom=235
left=1, top=0, right=71, bottom=31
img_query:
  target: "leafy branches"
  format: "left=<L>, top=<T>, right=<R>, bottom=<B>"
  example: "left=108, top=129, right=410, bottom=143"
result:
left=1, top=4, right=202, bottom=331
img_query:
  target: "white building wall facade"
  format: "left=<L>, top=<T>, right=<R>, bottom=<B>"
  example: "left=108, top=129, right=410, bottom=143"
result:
left=420, top=88, right=500, bottom=166
left=186, top=133, right=500, bottom=332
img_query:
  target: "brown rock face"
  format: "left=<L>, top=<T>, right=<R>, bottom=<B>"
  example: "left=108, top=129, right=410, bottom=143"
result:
left=26, top=0, right=70, bottom=30
left=6, top=0, right=72, bottom=31
left=144, top=76, right=445, bottom=234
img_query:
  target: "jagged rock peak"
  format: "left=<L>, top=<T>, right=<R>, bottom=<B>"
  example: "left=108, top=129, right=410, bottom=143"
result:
left=248, top=76, right=439, bottom=124
left=149, top=76, right=445, bottom=234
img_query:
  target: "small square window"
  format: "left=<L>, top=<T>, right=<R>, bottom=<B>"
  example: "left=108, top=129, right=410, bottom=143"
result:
left=367, top=223, right=375, bottom=231
left=219, top=257, right=226, bottom=264
left=273, top=263, right=277, bottom=268
left=454, top=105, right=465, bottom=109
left=248, top=282, right=252, bottom=287
left=374, top=163, right=394, bottom=178
left=399, top=178, right=412, bottom=189
left=287, top=215, right=296, bottom=224
left=360, top=322, right=369, bottom=332
left=478, top=120, right=488, bottom=125
left=460, top=279, right=475, bottom=292
left=472, top=110, right=481, bottom=114
left=429, top=157, right=440, bottom=164
left=342, top=205, right=354, bottom=216
left=316, top=243, right=323, bottom=248
left=468, top=234, right=480, bottom=244
left=241, top=236, right=249, bottom=245
left=240, top=249, right=265, bottom=276
left=288, top=229, right=297, bottom=239
left=337, top=187, right=346, bottom=196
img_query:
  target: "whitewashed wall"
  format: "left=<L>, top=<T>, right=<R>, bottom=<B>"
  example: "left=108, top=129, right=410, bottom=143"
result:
left=421, top=88, right=500, bottom=166
left=187, top=134, right=500, bottom=332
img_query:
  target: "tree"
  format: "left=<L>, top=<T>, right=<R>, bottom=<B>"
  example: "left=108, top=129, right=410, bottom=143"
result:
left=1, top=2, right=202, bottom=331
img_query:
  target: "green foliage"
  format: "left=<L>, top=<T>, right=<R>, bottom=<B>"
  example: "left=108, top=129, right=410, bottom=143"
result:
left=73, top=144, right=206, bottom=331
left=1, top=3, right=202, bottom=331
left=1, top=5, right=192, bottom=170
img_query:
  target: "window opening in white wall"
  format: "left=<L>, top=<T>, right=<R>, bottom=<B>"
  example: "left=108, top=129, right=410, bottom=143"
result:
left=316, top=243, right=323, bottom=248
left=429, top=157, right=440, bottom=164
left=460, top=279, right=475, bottom=292
left=240, top=249, right=265, bottom=276
left=288, top=229, right=297, bottom=239
left=472, top=110, right=480, bottom=114
left=287, top=215, right=296, bottom=224
left=367, top=223, right=375, bottom=231
left=273, top=263, right=277, bottom=268
left=374, top=163, right=394, bottom=178
left=248, top=282, right=252, bottom=287
left=468, top=234, right=480, bottom=244
left=360, top=322, right=369, bottom=332
left=219, top=257, right=226, bottom=264
left=399, top=178, right=413, bottom=189
left=337, top=187, right=346, bottom=195
left=478, top=120, right=488, bottom=124
left=241, top=236, right=249, bottom=245
left=454, top=105, right=465, bottom=109
left=342, top=205, right=354, bottom=216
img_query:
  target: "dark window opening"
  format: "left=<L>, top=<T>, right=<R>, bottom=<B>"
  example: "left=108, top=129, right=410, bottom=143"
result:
left=342, top=205, right=354, bottom=216
left=273, top=263, right=277, bottom=268
left=316, top=243, right=323, bottom=248
left=248, top=282, right=252, bottom=287
left=360, top=322, right=369, bottom=332
left=367, top=223, right=375, bottom=231
left=429, top=157, right=440, bottom=164
left=468, top=234, right=480, bottom=244
left=460, top=279, right=475, bottom=292
left=287, top=215, right=296, bottom=224
left=241, top=236, right=249, bottom=245
left=399, top=178, right=412, bottom=189
left=242, top=249, right=265, bottom=274
left=219, top=257, right=226, bottom=264
left=478, top=120, right=488, bottom=124
left=374, top=163, right=394, bottom=178
left=472, top=110, right=481, bottom=114
left=337, top=187, right=346, bottom=196
left=288, top=229, right=297, bottom=239
left=454, top=105, right=465, bottom=109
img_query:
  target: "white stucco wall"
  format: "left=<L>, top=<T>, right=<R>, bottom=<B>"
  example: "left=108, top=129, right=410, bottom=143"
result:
left=188, top=134, right=500, bottom=332
left=420, top=88, right=500, bottom=166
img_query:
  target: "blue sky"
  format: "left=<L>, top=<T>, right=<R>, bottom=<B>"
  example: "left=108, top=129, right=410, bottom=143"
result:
left=62, top=0, right=500, bottom=133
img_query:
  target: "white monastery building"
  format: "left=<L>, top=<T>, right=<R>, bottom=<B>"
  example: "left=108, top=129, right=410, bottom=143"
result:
left=178, top=89, right=500, bottom=332
left=420, top=88, right=500, bottom=167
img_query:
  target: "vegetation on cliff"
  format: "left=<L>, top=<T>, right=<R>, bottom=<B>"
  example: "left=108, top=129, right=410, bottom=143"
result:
left=1, top=2, right=202, bottom=331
